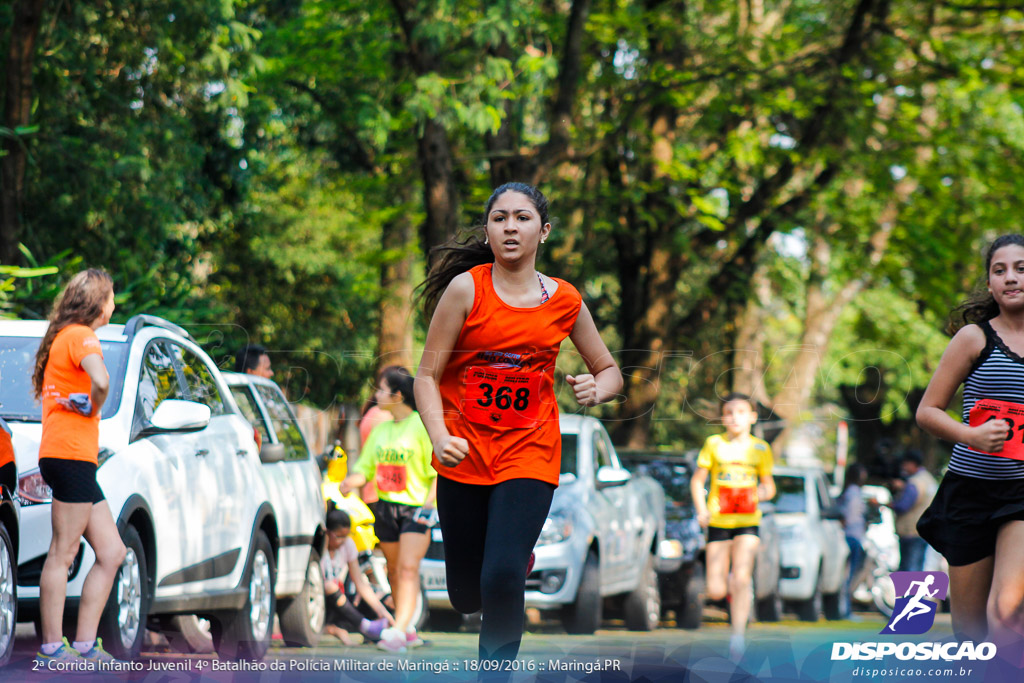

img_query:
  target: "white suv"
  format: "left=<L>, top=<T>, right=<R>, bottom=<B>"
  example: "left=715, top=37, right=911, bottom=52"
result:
left=0, top=315, right=326, bottom=659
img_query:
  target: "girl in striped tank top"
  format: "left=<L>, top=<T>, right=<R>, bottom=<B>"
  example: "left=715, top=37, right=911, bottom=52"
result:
left=415, top=183, right=622, bottom=669
left=917, top=234, right=1024, bottom=645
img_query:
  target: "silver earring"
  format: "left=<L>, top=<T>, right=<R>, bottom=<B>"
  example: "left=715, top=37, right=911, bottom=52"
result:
left=484, top=236, right=489, bottom=244
left=541, top=238, right=546, bottom=244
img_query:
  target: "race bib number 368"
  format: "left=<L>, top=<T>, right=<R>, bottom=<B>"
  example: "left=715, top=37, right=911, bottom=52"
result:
left=462, top=366, right=542, bottom=429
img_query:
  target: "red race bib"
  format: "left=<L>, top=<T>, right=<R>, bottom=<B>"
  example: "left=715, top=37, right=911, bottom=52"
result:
left=376, top=464, right=407, bottom=493
left=718, top=486, right=757, bottom=515
left=462, top=366, right=543, bottom=429
left=968, top=398, right=1024, bottom=460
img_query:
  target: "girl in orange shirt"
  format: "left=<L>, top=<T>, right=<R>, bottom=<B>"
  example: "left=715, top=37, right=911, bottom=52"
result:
left=32, top=269, right=126, bottom=666
left=415, top=183, right=622, bottom=667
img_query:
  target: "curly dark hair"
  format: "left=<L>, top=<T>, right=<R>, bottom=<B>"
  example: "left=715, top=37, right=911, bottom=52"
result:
left=418, top=182, right=550, bottom=317
left=948, top=234, right=1024, bottom=334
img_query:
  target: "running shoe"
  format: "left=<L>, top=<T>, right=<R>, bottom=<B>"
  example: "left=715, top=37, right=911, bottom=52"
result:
left=406, top=628, right=425, bottom=648
left=79, top=638, right=123, bottom=666
left=34, top=638, right=88, bottom=671
left=376, top=627, right=407, bottom=654
left=360, top=617, right=388, bottom=641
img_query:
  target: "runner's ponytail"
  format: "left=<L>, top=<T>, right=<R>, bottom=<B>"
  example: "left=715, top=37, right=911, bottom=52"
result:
left=418, top=230, right=493, bottom=318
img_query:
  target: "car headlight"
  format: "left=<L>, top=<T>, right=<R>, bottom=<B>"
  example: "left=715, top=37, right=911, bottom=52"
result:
left=658, top=539, right=684, bottom=560
left=536, top=509, right=574, bottom=547
left=18, top=469, right=52, bottom=505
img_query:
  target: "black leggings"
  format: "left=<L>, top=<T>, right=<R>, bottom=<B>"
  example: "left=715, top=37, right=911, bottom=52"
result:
left=436, top=477, right=555, bottom=662
left=325, top=590, right=365, bottom=631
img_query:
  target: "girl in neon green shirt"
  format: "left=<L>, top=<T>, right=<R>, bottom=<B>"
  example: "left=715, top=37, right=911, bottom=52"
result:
left=341, top=366, right=436, bottom=653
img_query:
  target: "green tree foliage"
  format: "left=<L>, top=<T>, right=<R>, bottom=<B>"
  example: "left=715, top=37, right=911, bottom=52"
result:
left=3, top=0, right=1024, bottom=455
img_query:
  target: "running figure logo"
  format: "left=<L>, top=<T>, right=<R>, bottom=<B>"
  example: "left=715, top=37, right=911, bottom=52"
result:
left=881, top=571, right=949, bottom=635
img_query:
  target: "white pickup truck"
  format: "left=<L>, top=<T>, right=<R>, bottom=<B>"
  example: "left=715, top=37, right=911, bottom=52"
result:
left=420, top=414, right=669, bottom=634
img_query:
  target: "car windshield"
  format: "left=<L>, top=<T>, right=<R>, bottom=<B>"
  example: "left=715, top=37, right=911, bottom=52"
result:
left=621, top=457, right=694, bottom=506
left=560, top=433, right=578, bottom=475
left=773, top=475, right=807, bottom=513
left=0, top=335, right=128, bottom=421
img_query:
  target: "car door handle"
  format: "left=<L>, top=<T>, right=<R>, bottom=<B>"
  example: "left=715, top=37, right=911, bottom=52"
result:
left=195, top=449, right=209, bottom=458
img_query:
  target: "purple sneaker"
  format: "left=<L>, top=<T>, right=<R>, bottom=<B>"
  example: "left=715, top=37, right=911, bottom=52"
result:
left=360, top=617, right=388, bottom=641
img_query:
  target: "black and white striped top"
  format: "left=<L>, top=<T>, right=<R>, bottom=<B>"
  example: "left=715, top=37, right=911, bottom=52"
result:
left=949, top=320, right=1024, bottom=479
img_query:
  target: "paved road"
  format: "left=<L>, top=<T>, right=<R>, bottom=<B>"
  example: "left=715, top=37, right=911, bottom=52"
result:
left=5, top=609, right=976, bottom=683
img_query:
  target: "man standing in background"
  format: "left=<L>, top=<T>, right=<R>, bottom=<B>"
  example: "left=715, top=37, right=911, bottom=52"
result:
left=892, top=450, right=937, bottom=572
left=235, top=343, right=273, bottom=379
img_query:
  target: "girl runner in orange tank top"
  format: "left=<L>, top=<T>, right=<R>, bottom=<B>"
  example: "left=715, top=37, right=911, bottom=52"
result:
left=415, top=183, right=622, bottom=668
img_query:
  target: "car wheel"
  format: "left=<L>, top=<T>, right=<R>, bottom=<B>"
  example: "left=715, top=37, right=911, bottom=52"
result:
left=279, top=547, right=326, bottom=647
left=212, top=531, right=276, bottom=660
left=98, top=524, right=149, bottom=659
left=872, top=571, right=897, bottom=618
left=677, top=562, right=704, bottom=630
left=795, top=565, right=823, bottom=622
left=0, top=524, right=16, bottom=667
left=756, top=582, right=783, bottom=623
left=823, top=560, right=850, bottom=621
left=624, top=553, right=660, bottom=631
left=413, top=583, right=430, bottom=631
left=561, top=551, right=601, bottom=635
left=164, top=615, right=214, bottom=654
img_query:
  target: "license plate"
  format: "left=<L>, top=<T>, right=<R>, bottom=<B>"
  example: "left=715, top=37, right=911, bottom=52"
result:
left=431, top=527, right=444, bottom=543
left=422, top=573, right=447, bottom=590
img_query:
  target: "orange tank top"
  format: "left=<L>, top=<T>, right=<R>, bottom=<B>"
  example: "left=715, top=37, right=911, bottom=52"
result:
left=435, top=264, right=582, bottom=486
left=38, top=324, right=104, bottom=464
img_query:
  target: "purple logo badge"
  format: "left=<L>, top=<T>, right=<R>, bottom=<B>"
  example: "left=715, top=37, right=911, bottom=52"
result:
left=881, top=571, right=949, bottom=635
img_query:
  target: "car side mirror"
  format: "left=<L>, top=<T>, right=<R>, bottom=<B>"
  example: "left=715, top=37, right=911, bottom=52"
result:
left=148, top=400, right=211, bottom=433
left=259, top=442, right=286, bottom=464
left=596, top=466, right=630, bottom=489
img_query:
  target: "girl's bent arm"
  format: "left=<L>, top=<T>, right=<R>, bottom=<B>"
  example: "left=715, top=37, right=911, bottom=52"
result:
left=567, top=303, right=623, bottom=406
left=81, top=354, right=109, bottom=415
left=349, top=558, right=394, bottom=623
left=691, top=467, right=710, bottom=527
left=916, top=325, right=1009, bottom=452
left=414, top=273, right=474, bottom=465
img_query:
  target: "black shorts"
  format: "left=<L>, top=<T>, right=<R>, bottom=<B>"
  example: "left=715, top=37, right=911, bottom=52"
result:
left=373, top=501, right=427, bottom=543
left=917, top=471, right=1024, bottom=567
left=39, top=458, right=105, bottom=505
left=708, top=526, right=759, bottom=542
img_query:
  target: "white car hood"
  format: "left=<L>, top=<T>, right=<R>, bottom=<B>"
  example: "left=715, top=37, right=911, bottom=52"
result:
left=773, top=511, right=812, bottom=531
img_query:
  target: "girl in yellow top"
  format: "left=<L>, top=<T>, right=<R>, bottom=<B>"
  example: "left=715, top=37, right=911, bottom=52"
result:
left=691, top=393, right=775, bottom=659
left=340, top=366, right=436, bottom=653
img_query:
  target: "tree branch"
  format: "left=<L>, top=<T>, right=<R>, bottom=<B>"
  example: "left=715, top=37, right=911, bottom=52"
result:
left=532, top=0, right=593, bottom=182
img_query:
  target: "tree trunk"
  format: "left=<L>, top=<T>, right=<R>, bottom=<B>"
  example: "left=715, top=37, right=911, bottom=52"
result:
left=1, top=0, right=46, bottom=264
left=376, top=210, right=415, bottom=373
left=730, top=264, right=772, bottom=406
left=417, top=119, right=460, bottom=258
left=612, top=103, right=681, bottom=449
